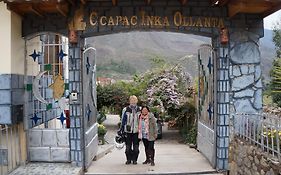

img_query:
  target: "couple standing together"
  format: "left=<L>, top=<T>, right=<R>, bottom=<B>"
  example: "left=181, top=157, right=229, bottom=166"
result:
left=119, top=95, right=158, bottom=166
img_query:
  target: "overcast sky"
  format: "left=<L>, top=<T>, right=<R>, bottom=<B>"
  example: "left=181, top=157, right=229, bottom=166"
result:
left=264, top=10, right=281, bottom=29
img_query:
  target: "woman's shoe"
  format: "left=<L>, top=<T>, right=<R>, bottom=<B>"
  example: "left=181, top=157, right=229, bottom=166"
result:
left=142, top=160, right=150, bottom=164
left=151, top=161, right=155, bottom=166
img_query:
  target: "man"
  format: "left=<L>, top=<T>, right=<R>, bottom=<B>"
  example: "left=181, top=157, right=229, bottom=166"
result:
left=119, top=95, right=140, bottom=165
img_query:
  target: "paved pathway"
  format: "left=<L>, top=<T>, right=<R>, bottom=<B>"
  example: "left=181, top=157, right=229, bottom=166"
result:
left=86, top=115, right=220, bottom=175
left=8, top=163, right=82, bottom=175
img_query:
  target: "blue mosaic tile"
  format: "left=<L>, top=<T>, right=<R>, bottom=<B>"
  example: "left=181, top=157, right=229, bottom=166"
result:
left=0, top=74, right=11, bottom=90
left=0, top=106, right=11, bottom=124
left=11, top=74, right=19, bottom=89
left=12, top=89, right=24, bottom=105
left=0, top=90, right=11, bottom=105
left=18, top=75, right=24, bottom=89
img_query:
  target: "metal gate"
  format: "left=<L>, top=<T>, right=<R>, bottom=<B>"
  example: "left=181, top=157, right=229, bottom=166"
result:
left=82, top=44, right=98, bottom=168
left=197, top=44, right=216, bottom=168
left=24, top=34, right=69, bottom=129
left=24, top=34, right=71, bottom=163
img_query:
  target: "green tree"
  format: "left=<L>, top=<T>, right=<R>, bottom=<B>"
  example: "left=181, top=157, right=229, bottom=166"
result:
left=270, top=23, right=281, bottom=107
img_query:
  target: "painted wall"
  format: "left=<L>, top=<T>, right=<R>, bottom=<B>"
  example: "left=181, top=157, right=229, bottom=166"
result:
left=0, top=2, right=25, bottom=75
left=0, top=2, right=11, bottom=74
left=0, top=2, right=27, bottom=169
left=11, top=12, right=25, bottom=75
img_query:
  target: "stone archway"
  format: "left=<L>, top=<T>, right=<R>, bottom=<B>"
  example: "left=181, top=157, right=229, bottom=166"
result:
left=1, top=0, right=271, bottom=172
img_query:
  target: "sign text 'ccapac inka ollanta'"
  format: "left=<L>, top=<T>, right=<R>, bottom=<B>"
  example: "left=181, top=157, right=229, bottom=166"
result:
left=89, top=11, right=225, bottom=29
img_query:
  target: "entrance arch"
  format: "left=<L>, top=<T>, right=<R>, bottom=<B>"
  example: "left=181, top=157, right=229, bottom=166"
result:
left=2, top=0, right=275, bottom=172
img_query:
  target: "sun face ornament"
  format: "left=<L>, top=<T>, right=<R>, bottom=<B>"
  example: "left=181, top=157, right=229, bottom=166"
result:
left=49, top=74, right=65, bottom=100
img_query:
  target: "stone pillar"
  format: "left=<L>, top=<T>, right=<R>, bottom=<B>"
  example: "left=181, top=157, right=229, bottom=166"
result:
left=68, top=34, right=84, bottom=166
left=229, top=30, right=263, bottom=115
left=228, top=27, right=264, bottom=173
left=213, top=36, right=230, bottom=170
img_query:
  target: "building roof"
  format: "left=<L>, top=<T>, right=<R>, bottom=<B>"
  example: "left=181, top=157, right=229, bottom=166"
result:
left=1, top=0, right=281, bottom=18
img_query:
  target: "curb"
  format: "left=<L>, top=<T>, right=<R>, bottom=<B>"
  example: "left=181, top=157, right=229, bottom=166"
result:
left=94, top=144, right=115, bottom=161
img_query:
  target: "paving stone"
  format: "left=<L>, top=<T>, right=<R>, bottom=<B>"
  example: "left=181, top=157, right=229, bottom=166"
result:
left=0, top=74, right=11, bottom=89
left=57, top=129, right=70, bottom=147
left=240, top=65, right=249, bottom=75
left=253, top=89, right=263, bottom=110
left=230, top=42, right=260, bottom=64
left=9, top=163, right=81, bottom=175
left=232, top=65, right=241, bottom=77
left=248, top=65, right=255, bottom=74
left=0, top=106, right=12, bottom=124
left=51, top=147, right=70, bottom=162
left=255, top=79, right=263, bottom=88
left=29, top=147, right=51, bottom=162
left=234, top=99, right=257, bottom=114
left=0, top=90, right=11, bottom=104
left=232, top=74, right=255, bottom=91
left=255, top=65, right=262, bottom=81
left=42, top=129, right=57, bottom=147
left=29, top=129, right=42, bottom=147
left=234, top=89, right=255, bottom=98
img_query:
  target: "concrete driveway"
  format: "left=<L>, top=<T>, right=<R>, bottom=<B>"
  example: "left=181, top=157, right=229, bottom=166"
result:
left=86, top=115, right=220, bottom=175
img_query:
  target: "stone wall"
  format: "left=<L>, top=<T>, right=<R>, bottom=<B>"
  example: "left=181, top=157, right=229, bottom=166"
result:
left=229, top=137, right=281, bottom=175
left=229, top=30, right=263, bottom=115
left=28, top=129, right=70, bottom=162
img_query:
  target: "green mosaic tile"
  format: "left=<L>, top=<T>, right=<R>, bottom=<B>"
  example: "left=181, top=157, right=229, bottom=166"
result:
left=64, top=83, right=69, bottom=90
left=44, top=64, right=52, bottom=71
left=26, top=84, right=32, bottom=91
left=46, top=103, right=52, bottom=110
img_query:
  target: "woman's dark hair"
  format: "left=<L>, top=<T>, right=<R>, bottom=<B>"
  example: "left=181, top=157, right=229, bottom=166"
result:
left=141, top=106, right=150, bottom=112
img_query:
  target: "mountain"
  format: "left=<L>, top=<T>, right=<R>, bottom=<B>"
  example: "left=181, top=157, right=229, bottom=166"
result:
left=260, top=29, right=276, bottom=81
left=87, top=30, right=276, bottom=81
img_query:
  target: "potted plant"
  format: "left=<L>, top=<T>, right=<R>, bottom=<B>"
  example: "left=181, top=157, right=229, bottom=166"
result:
left=98, top=124, right=107, bottom=145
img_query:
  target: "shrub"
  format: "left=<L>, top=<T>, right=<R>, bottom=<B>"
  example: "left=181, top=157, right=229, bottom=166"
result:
left=98, top=124, right=107, bottom=136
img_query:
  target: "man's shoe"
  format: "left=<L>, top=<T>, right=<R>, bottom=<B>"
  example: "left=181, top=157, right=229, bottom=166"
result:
left=132, top=161, right=137, bottom=165
left=142, top=160, right=150, bottom=164
left=125, top=160, right=131, bottom=165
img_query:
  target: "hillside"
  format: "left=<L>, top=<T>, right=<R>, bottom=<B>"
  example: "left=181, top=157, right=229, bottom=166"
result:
left=87, top=29, right=276, bottom=81
left=260, top=29, right=276, bottom=82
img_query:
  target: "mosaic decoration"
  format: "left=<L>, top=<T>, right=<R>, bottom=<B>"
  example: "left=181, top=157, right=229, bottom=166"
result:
left=44, top=64, right=52, bottom=71
left=29, top=49, right=40, bottom=62
left=86, top=104, right=91, bottom=121
left=33, top=71, right=48, bottom=104
left=46, top=103, right=52, bottom=110
left=58, top=49, right=67, bottom=62
left=26, top=84, right=32, bottom=91
left=207, top=56, right=213, bottom=74
left=64, top=83, right=69, bottom=90
left=207, top=103, right=213, bottom=121
left=57, top=112, right=66, bottom=125
left=58, top=97, right=68, bottom=110
left=86, top=57, right=91, bottom=75
left=49, top=74, right=65, bottom=100
left=198, top=45, right=215, bottom=129
left=30, top=114, right=41, bottom=125
left=26, top=34, right=68, bottom=129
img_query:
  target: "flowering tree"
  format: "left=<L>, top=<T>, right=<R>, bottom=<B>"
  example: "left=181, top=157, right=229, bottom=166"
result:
left=144, top=65, right=193, bottom=117
left=97, top=59, right=197, bottom=144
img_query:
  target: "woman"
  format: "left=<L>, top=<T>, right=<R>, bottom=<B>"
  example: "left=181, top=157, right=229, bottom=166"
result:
left=138, top=106, right=158, bottom=166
